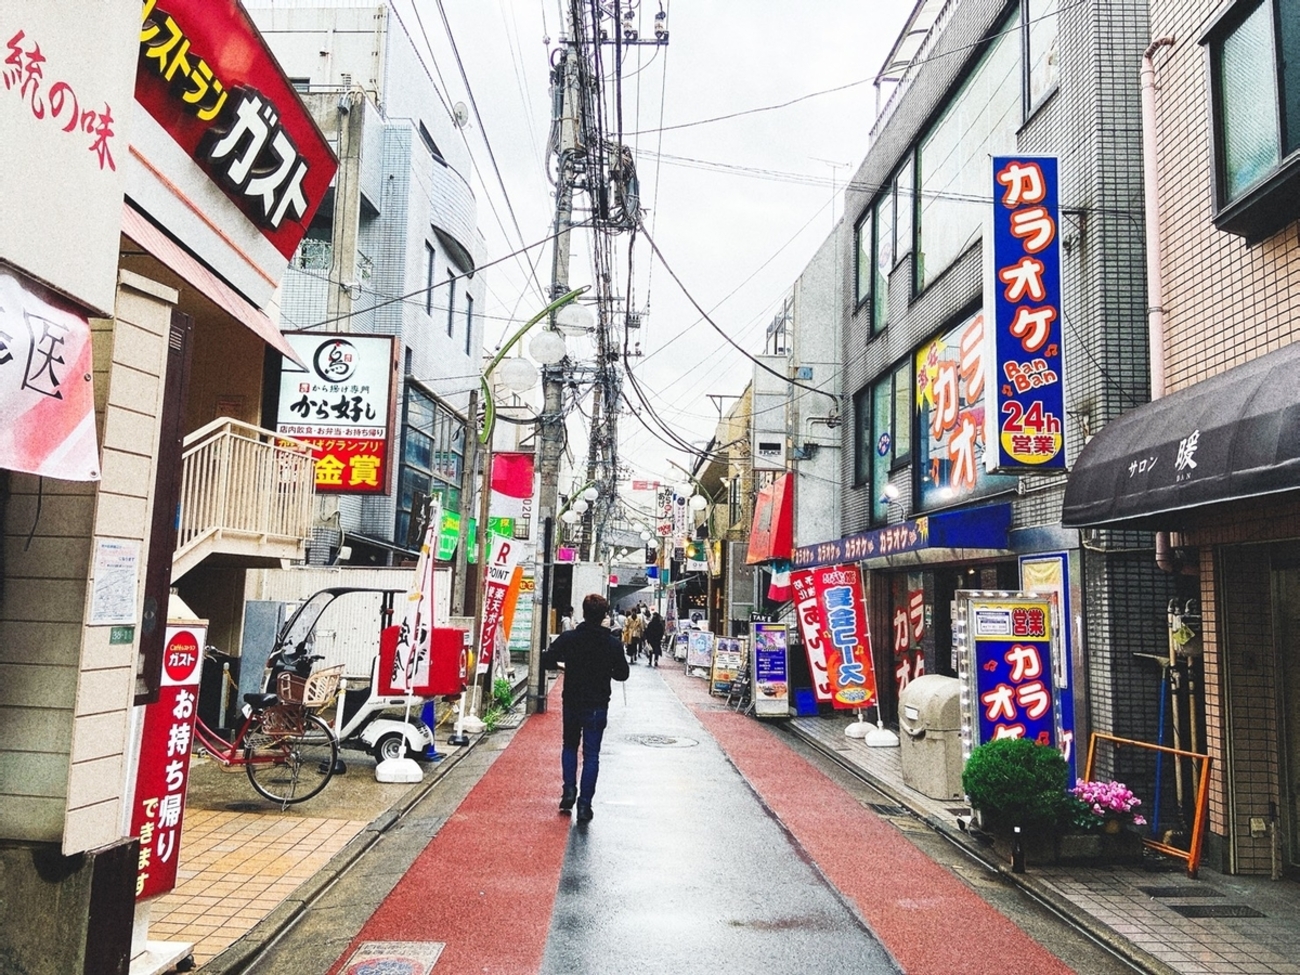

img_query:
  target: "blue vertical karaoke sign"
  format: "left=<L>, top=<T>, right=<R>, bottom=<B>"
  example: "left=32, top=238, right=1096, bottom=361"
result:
left=987, top=155, right=1066, bottom=472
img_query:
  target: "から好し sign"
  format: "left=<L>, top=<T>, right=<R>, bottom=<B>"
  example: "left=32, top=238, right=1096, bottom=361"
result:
left=134, top=0, right=336, bottom=259
left=275, top=333, right=396, bottom=494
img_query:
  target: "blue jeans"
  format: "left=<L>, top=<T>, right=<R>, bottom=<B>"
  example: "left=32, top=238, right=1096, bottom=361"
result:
left=561, top=706, right=609, bottom=805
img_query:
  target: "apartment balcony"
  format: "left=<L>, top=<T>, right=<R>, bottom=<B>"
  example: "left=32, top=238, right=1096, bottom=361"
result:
left=173, top=419, right=317, bottom=582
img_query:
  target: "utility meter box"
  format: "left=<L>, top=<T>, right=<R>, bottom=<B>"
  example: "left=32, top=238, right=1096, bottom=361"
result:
left=898, top=674, right=964, bottom=800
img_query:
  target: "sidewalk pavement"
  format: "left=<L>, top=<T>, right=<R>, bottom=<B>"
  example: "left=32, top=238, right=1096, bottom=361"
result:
left=786, top=713, right=1300, bottom=975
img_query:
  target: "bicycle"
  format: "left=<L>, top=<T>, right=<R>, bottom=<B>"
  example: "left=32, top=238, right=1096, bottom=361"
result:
left=192, top=646, right=343, bottom=806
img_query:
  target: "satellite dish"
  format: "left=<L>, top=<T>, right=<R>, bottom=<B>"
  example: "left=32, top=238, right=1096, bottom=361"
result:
left=452, top=102, right=469, bottom=127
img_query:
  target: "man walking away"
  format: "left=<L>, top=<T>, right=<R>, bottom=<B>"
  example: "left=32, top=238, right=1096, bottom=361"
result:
left=644, top=611, right=665, bottom=667
left=541, top=593, right=630, bottom=822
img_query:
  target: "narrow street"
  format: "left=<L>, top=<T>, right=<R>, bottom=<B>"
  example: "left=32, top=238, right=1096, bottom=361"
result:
left=227, top=664, right=1137, bottom=975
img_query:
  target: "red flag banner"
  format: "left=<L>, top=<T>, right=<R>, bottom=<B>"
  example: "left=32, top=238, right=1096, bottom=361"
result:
left=811, top=563, right=877, bottom=710
left=491, top=452, right=535, bottom=498
left=791, top=569, right=832, bottom=703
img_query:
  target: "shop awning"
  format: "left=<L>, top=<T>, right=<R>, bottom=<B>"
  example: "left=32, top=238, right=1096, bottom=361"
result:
left=792, top=503, right=1012, bottom=571
left=1062, top=343, right=1300, bottom=529
left=121, top=203, right=304, bottom=366
left=746, top=472, right=794, bottom=564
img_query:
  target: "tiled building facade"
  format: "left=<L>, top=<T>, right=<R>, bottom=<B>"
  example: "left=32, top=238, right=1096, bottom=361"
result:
left=1060, top=0, right=1300, bottom=875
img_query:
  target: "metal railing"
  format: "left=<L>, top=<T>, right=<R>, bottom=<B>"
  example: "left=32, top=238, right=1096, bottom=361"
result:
left=1084, top=731, right=1213, bottom=878
left=176, top=418, right=316, bottom=566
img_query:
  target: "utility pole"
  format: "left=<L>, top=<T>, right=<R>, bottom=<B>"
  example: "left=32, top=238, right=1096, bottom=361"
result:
left=529, top=13, right=582, bottom=714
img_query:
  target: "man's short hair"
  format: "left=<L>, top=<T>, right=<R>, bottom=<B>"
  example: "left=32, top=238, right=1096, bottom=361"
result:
left=581, top=593, right=609, bottom=623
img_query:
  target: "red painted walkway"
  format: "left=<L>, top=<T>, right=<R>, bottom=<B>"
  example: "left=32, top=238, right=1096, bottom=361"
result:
left=328, top=669, right=1075, bottom=975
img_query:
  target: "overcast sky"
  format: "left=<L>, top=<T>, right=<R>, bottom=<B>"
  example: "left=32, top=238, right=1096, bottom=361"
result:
left=400, top=0, right=916, bottom=511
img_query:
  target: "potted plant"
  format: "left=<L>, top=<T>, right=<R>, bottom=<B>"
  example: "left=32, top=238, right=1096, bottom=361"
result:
left=1058, top=779, right=1147, bottom=863
left=961, top=738, right=1071, bottom=864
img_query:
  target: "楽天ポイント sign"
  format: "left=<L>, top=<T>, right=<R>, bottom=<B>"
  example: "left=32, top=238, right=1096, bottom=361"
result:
left=986, top=155, right=1066, bottom=472
left=275, top=333, right=396, bottom=494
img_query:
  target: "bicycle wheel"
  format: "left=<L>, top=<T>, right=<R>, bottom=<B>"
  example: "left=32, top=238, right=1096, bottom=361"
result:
left=244, top=710, right=338, bottom=805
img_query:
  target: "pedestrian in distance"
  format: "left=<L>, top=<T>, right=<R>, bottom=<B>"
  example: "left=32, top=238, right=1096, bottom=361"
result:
left=623, top=609, right=644, bottom=664
left=644, top=611, right=665, bottom=667
left=559, top=606, right=575, bottom=633
left=540, top=593, right=630, bottom=822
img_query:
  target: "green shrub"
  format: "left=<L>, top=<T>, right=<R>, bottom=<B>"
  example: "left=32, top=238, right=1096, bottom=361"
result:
left=492, top=677, right=514, bottom=711
left=962, top=738, right=1070, bottom=828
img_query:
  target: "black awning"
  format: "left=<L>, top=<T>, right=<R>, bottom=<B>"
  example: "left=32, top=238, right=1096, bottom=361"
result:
left=1061, top=343, right=1300, bottom=529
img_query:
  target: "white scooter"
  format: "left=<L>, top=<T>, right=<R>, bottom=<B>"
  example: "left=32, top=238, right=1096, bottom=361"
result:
left=270, top=587, right=436, bottom=763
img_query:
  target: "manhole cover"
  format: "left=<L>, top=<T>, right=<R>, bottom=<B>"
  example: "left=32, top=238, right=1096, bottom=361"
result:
left=340, top=941, right=444, bottom=975
left=1168, top=904, right=1265, bottom=918
left=626, top=734, right=699, bottom=748
left=1140, top=886, right=1224, bottom=898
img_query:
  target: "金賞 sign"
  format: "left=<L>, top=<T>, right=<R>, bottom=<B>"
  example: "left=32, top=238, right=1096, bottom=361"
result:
left=131, top=623, right=205, bottom=900
left=987, top=156, right=1066, bottom=471
left=811, top=563, right=877, bottom=711
left=276, top=333, right=395, bottom=494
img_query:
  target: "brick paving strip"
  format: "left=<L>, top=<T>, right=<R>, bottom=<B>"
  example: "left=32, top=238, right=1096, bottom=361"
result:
left=149, top=809, right=369, bottom=965
left=660, top=667, right=1075, bottom=975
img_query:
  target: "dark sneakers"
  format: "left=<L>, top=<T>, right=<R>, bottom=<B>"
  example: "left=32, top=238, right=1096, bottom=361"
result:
left=559, top=787, right=577, bottom=813
left=576, top=803, right=593, bottom=822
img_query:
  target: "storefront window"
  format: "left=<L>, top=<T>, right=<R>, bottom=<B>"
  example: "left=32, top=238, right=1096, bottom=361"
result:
left=396, top=381, right=465, bottom=549
left=1025, top=0, right=1060, bottom=113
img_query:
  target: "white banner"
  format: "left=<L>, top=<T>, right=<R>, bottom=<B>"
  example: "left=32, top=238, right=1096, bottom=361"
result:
left=0, top=268, right=100, bottom=481
left=391, top=502, right=441, bottom=692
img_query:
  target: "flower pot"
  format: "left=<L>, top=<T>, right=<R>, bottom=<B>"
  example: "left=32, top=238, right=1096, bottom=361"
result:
left=1103, top=818, right=1122, bottom=835
left=1057, top=825, right=1144, bottom=864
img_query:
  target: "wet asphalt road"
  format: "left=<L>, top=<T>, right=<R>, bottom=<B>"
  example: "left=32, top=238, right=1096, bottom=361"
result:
left=538, top=665, right=899, bottom=975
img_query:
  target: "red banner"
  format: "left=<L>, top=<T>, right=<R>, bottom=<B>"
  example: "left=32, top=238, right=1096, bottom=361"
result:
left=791, top=569, right=832, bottom=703
left=811, top=563, right=877, bottom=710
left=131, top=625, right=204, bottom=900
left=478, top=534, right=520, bottom=675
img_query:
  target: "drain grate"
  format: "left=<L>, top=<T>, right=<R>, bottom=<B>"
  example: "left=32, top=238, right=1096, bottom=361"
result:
left=946, top=808, right=971, bottom=817
left=626, top=734, right=699, bottom=748
left=1140, top=886, right=1224, bottom=899
left=1168, top=904, right=1265, bottom=919
left=224, top=801, right=263, bottom=813
left=867, top=803, right=908, bottom=816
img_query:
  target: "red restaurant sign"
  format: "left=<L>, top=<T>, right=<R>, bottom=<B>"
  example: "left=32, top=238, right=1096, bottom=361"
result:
left=791, top=568, right=832, bottom=703
left=135, top=0, right=336, bottom=259
left=131, top=624, right=204, bottom=900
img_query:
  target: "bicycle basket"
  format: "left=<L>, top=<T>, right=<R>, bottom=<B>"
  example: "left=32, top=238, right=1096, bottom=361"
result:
left=295, top=664, right=344, bottom=708
left=276, top=672, right=307, bottom=705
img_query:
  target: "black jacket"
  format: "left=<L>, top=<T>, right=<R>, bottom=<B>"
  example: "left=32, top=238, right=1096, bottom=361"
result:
left=644, top=615, right=665, bottom=645
left=541, top=621, right=630, bottom=709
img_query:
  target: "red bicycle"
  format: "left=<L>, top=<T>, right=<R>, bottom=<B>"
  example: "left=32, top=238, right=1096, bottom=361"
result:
left=192, top=647, right=342, bottom=806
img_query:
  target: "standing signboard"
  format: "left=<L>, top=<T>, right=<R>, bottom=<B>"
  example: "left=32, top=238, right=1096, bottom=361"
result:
left=709, top=638, right=744, bottom=696
left=986, top=155, right=1066, bottom=472
left=686, top=629, right=713, bottom=672
left=131, top=621, right=205, bottom=900
left=953, top=591, right=1063, bottom=758
left=791, top=569, right=832, bottom=703
left=275, top=333, right=396, bottom=494
left=811, top=563, right=877, bottom=710
left=751, top=622, right=790, bottom=718
left=478, top=534, right=521, bottom=675
left=1020, top=554, right=1078, bottom=777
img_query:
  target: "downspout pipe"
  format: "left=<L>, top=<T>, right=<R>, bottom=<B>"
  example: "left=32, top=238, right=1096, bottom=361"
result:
left=1142, top=36, right=1178, bottom=572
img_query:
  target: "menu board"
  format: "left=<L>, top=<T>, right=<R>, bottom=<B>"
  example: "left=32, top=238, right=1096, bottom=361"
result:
left=710, top=638, right=744, bottom=696
left=752, top=622, right=790, bottom=718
